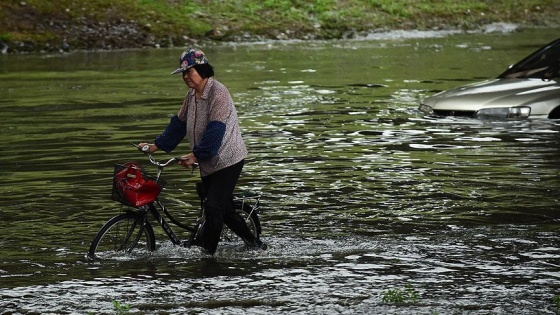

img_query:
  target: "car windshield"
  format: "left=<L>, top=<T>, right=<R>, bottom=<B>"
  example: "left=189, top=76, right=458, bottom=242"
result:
left=499, top=38, right=560, bottom=80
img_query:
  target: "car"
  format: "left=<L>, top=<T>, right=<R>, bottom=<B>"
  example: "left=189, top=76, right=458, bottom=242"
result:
left=419, top=37, right=560, bottom=119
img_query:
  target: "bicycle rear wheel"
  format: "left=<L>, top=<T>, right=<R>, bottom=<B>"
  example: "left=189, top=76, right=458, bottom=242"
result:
left=87, top=212, right=156, bottom=260
left=221, top=202, right=262, bottom=242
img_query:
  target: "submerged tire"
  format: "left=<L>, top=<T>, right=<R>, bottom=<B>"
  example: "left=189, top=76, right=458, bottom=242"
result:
left=87, top=212, right=155, bottom=260
left=241, top=203, right=262, bottom=239
left=221, top=202, right=262, bottom=242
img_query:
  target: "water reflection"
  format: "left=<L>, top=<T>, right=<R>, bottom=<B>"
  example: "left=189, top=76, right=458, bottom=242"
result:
left=0, top=29, right=559, bottom=314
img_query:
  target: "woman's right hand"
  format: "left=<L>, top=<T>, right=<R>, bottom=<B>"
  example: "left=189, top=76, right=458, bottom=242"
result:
left=138, top=143, right=159, bottom=153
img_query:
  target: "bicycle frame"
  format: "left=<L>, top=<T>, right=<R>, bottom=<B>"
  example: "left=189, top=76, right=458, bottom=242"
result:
left=128, top=198, right=197, bottom=247
left=129, top=191, right=261, bottom=248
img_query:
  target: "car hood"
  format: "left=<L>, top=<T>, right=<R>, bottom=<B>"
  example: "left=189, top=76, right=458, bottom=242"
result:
left=423, top=79, right=560, bottom=114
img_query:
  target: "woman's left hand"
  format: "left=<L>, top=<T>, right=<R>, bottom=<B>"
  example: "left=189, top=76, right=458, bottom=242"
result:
left=178, top=152, right=198, bottom=169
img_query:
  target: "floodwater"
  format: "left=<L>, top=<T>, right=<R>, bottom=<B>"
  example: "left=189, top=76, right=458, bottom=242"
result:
left=1, top=26, right=559, bottom=314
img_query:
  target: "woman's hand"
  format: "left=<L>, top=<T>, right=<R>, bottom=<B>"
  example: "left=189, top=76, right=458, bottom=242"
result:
left=138, top=143, right=159, bottom=153
left=178, top=152, right=198, bottom=169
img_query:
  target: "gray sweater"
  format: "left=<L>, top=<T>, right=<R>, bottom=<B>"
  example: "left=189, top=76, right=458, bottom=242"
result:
left=176, top=77, right=247, bottom=177
left=154, top=77, right=247, bottom=177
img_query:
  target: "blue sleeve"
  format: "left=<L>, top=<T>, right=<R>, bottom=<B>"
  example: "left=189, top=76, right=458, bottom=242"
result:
left=193, top=121, right=225, bottom=160
left=154, top=115, right=186, bottom=153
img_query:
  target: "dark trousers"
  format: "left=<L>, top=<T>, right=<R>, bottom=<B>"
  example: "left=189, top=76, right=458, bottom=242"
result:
left=200, top=160, right=256, bottom=255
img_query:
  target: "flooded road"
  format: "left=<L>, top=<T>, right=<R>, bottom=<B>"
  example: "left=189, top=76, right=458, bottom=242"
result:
left=0, top=27, right=559, bottom=314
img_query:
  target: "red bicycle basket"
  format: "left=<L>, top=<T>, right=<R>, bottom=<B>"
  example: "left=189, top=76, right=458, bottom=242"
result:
left=111, top=162, right=165, bottom=207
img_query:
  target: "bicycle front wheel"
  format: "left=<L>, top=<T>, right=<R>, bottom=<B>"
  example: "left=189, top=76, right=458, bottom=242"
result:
left=87, top=212, right=156, bottom=260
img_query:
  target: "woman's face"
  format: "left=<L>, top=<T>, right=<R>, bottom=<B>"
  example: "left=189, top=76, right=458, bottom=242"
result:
left=182, top=67, right=204, bottom=89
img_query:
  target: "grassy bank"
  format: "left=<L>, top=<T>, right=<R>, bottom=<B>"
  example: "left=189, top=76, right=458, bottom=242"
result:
left=1, top=0, right=559, bottom=53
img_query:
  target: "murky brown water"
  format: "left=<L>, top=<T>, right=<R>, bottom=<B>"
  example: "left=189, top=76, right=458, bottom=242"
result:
left=1, top=27, right=559, bottom=314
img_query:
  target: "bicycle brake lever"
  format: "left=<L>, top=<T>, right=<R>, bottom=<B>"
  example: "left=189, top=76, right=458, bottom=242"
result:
left=176, top=157, right=198, bottom=174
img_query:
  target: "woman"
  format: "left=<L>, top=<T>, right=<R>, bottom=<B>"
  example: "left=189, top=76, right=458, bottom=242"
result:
left=139, top=49, right=265, bottom=255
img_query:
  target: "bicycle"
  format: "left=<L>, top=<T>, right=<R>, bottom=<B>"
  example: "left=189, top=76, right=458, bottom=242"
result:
left=87, top=144, right=263, bottom=260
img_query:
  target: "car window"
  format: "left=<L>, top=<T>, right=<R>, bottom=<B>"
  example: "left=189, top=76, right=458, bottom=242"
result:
left=499, top=38, right=560, bottom=80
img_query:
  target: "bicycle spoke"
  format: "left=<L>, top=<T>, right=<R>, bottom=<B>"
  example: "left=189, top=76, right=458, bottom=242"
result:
left=88, top=212, right=155, bottom=259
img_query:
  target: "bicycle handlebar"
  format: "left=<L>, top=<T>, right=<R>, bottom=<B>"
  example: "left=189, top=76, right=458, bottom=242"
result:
left=147, top=154, right=185, bottom=168
left=131, top=143, right=198, bottom=170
